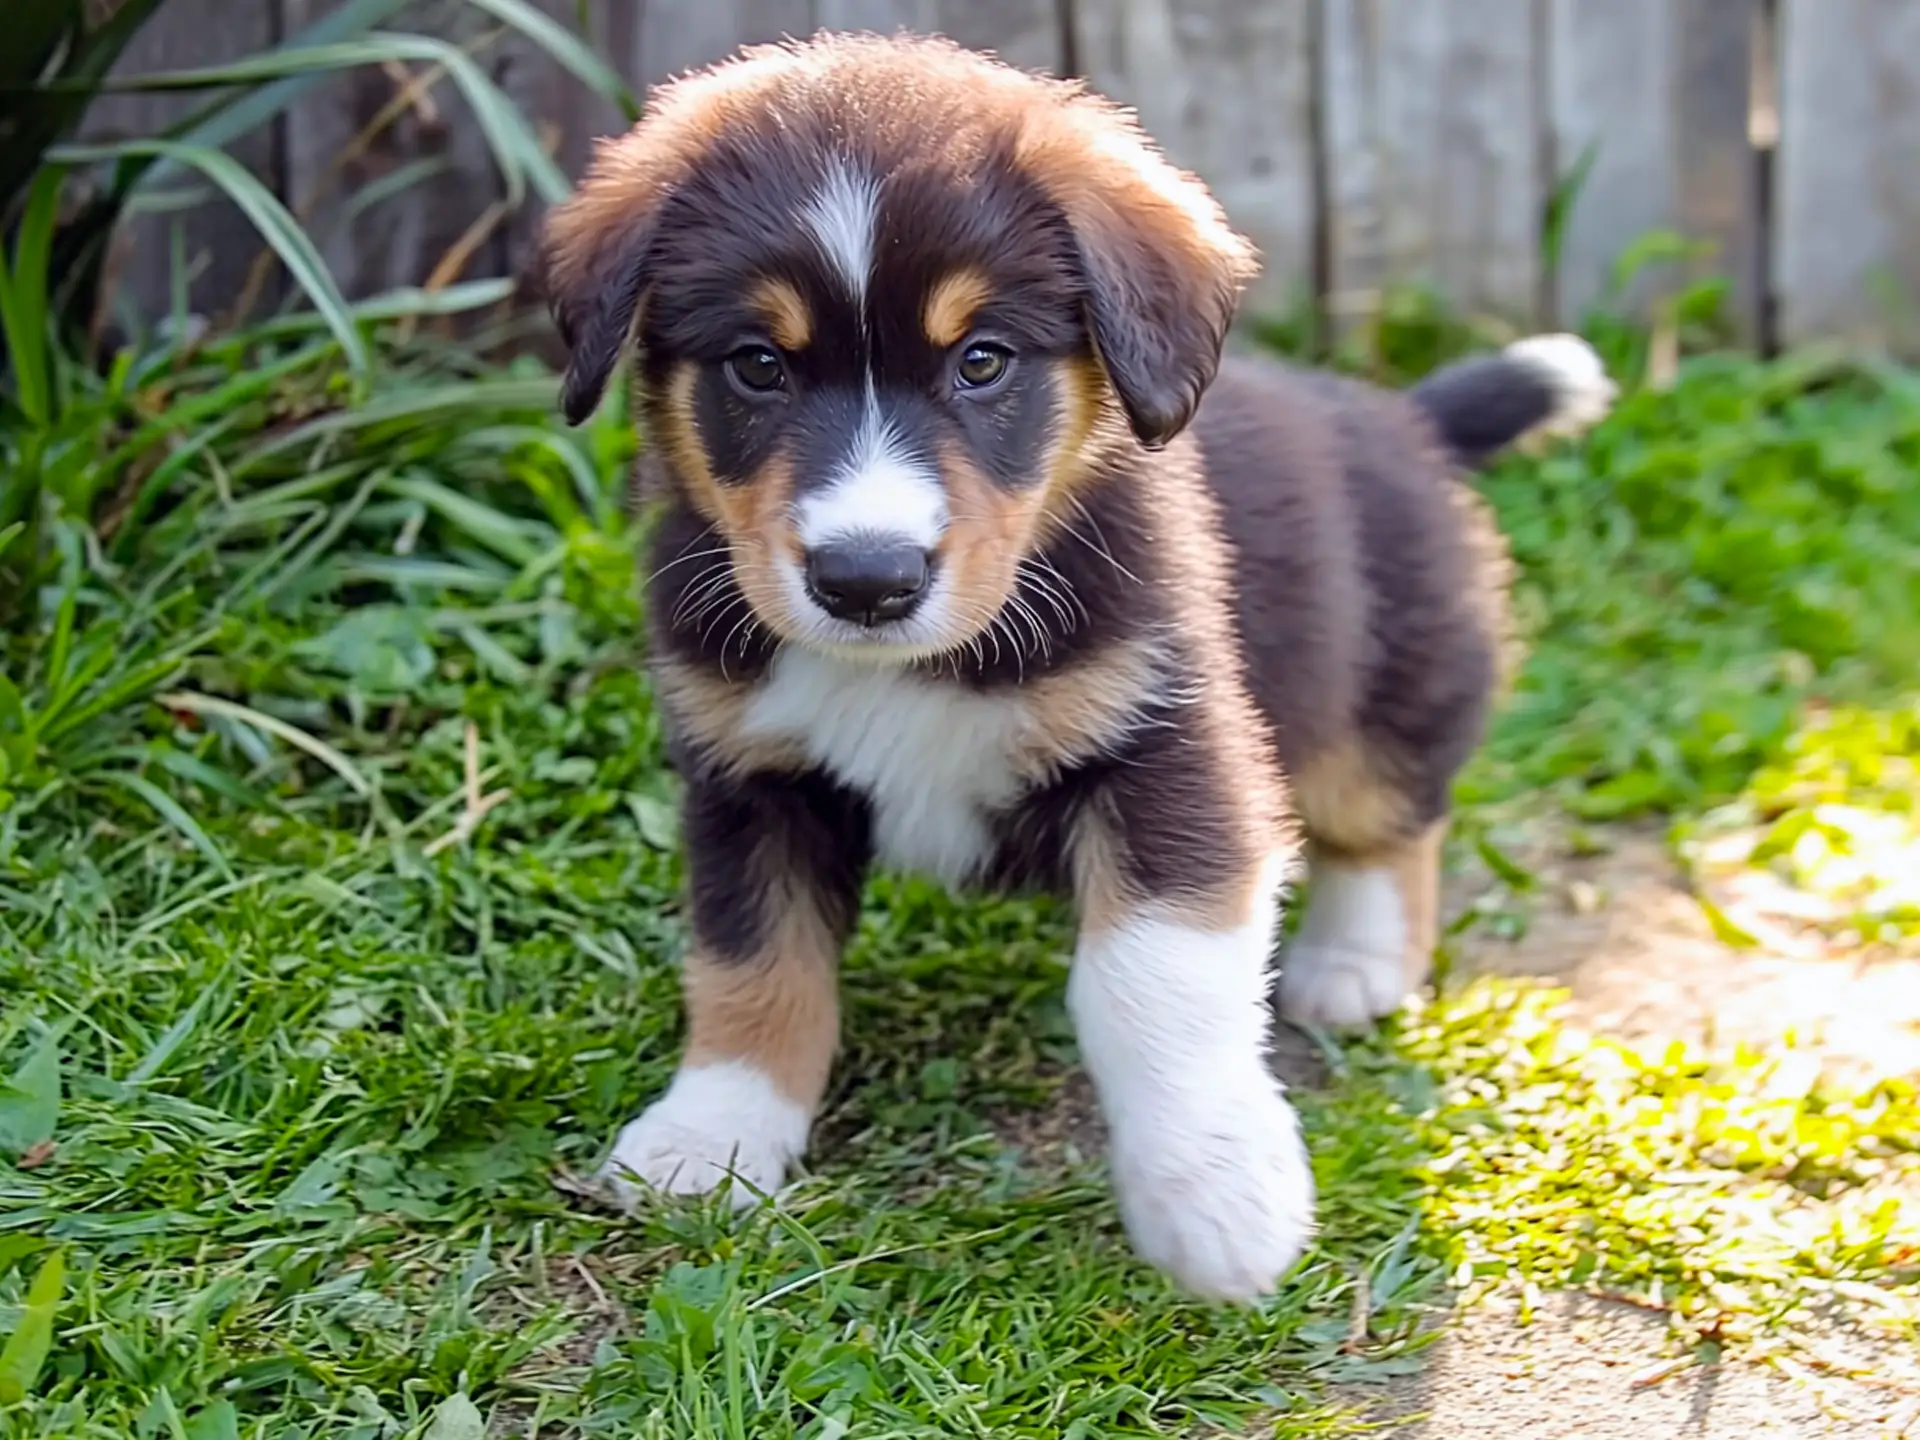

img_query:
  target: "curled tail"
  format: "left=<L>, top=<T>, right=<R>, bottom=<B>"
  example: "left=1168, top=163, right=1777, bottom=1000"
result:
left=1409, top=333, right=1618, bottom=470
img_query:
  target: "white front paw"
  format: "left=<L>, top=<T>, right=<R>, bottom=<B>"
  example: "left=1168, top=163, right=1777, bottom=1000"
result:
left=598, top=1062, right=810, bottom=1211
left=1109, top=1078, right=1316, bottom=1302
left=1276, top=941, right=1406, bottom=1029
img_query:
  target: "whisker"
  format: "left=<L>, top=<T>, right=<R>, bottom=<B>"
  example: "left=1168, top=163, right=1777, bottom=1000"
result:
left=1028, top=553, right=1090, bottom=626
left=717, top=606, right=761, bottom=681
left=696, top=593, right=751, bottom=651
left=1018, top=593, right=1054, bottom=660
left=1016, top=560, right=1078, bottom=637
left=1063, top=493, right=1141, bottom=585
left=646, top=541, right=732, bottom=587
left=671, top=568, right=736, bottom=628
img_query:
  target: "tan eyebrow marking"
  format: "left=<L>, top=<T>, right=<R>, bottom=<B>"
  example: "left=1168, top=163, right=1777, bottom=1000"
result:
left=923, top=267, right=994, bottom=349
left=749, top=276, right=812, bottom=351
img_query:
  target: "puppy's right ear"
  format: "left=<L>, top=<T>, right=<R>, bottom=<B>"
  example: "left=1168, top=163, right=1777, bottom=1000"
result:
left=538, top=138, right=670, bottom=427
left=539, top=49, right=785, bottom=426
left=539, top=45, right=807, bottom=424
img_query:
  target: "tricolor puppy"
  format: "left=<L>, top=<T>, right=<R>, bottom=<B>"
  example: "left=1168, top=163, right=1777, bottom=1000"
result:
left=540, top=31, right=1615, bottom=1302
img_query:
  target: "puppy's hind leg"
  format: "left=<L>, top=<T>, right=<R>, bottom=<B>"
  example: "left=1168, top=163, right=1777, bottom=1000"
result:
left=1275, top=743, right=1445, bottom=1031
left=1276, top=821, right=1446, bottom=1031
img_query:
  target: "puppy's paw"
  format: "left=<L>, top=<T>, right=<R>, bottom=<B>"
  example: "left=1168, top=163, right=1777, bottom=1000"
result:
left=1276, top=940, right=1406, bottom=1030
left=598, top=1062, right=810, bottom=1211
left=1277, top=861, right=1411, bottom=1030
left=1109, top=1077, right=1316, bottom=1303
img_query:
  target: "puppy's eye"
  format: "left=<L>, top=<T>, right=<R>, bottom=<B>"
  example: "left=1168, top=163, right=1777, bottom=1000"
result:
left=956, top=343, right=1012, bottom=391
left=726, top=346, right=786, bottom=395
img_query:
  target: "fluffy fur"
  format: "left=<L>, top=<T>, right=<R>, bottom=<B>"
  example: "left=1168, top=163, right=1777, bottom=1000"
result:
left=538, top=30, right=1615, bottom=1302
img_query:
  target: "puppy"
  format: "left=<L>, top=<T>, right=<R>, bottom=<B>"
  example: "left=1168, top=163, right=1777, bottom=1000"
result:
left=539, top=30, right=1615, bottom=1302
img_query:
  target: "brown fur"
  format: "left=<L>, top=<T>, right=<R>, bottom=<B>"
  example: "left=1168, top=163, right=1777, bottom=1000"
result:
left=681, top=921, right=841, bottom=1111
left=750, top=276, right=813, bottom=352
left=1393, top=819, right=1449, bottom=987
left=922, top=267, right=993, bottom=349
left=1287, top=740, right=1422, bottom=860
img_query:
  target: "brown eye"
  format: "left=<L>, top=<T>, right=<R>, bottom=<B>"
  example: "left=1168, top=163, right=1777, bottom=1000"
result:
left=956, top=343, right=1011, bottom=391
left=726, top=346, right=786, bottom=394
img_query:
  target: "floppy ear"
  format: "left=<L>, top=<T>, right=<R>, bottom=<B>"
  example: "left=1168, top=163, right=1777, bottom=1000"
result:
left=1025, top=98, right=1259, bottom=450
left=538, top=144, right=671, bottom=428
left=537, top=48, right=781, bottom=426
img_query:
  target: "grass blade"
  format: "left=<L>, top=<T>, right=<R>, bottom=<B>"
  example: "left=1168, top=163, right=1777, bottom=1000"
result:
left=88, top=34, right=567, bottom=207
left=44, top=555, right=79, bottom=707
left=138, top=0, right=413, bottom=178
left=0, top=1248, right=65, bottom=1404
left=1, top=2, right=80, bottom=94
left=240, top=278, right=515, bottom=344
left=100, top=772, right=236, bottom=881
left=35, top=651, right=187, bottom=747
left=233, top=378, right=555, bottom=474
left=0, top=1039, right=61, bottom=1153
left=462, top=0, right=638, bottom=119
left=444, top=424, right=608, bottom=521
left=385, top=473, right=546, bottom=566
left=125, top=980, right=220, bottom=1085
left=156, top=692, right=372, bottom=799
left=48, top=139, right=369, bottom=375
left=0, top=0, right=166, bottom=206
left=145, top=745, right=284, bottom=815
left=0, top=168, right=65, bottom=426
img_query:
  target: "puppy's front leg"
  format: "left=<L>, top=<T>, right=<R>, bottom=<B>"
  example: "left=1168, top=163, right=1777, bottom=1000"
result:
left=602, top=769, right=867, bottom=1210
left=1069, top=792, right=1315, bottom=1302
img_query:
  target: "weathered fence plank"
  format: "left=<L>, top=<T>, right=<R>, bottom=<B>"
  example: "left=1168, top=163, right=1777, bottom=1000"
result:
left=280, top=0, right=512, bottom=299
left=85, top=0, right=284, bottom=328
left=814, top=0, right=1063, bottom=73
left=1548, top=0, right=1760, bottom=336
left=634, top=0, right=811, bottom=90
left=1322, top=0, right=1543, bottom=333
left=1776, top=0, right=1920, bottom=351
left=1072, top=0, right=1318, bottom=323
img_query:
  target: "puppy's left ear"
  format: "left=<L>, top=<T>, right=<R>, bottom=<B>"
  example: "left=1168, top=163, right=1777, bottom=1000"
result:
left=1029, top=99, right=1259, bottom=450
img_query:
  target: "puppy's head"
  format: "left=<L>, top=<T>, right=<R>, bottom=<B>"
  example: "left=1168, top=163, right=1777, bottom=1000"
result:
left=540, top=32, right=1256, bottom=661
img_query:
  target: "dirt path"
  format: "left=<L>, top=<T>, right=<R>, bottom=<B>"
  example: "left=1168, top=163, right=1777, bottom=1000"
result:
left=996, top=822, right=1920, bottom=1436
left=1333, top=822, right=1920, bottom=1439
left=1337, top=1291, right=1916, bottom=1438
left=1443, top=821, right=1920, bottom=1083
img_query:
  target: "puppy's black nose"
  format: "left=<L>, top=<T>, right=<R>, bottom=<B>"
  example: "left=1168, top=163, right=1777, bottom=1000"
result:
left=805, top=540, right=930, bottom=625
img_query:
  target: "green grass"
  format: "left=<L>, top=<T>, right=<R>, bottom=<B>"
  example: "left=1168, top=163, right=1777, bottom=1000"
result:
left=3, top=306, right=1919, bottom=1436
left=1403, top=985, right=1919, bottom=1362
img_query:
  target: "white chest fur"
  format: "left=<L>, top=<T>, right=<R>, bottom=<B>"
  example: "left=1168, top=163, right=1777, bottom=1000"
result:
left=739, top=650, right=1029, bottom=885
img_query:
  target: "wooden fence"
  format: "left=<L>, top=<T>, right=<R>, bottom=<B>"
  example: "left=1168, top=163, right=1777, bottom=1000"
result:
left=84, top=0, right=1920, bottom=355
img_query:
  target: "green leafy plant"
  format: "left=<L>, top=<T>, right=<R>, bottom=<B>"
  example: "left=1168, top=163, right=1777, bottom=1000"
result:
left=6, top=0, right=633, bottom=352
left=1, top=0, right=633, bottom=619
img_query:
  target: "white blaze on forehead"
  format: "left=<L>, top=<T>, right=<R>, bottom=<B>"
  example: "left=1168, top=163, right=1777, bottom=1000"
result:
left=795, top=388, right=947, bottom=551
left=801, top=161, right=879, bottom=307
